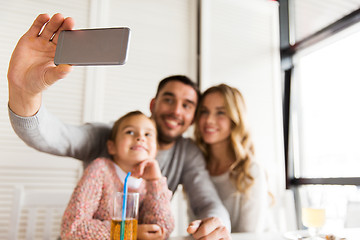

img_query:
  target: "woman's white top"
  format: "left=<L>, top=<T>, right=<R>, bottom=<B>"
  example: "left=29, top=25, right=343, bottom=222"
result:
left=210, top=162, right=269, bottom=232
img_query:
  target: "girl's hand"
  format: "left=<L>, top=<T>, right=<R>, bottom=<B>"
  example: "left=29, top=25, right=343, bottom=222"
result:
left=137, top=224, right=164, bottom=240
left=132, top=159, right=162, bottom=181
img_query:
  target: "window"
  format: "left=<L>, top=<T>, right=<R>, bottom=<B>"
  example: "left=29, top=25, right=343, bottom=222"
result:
left=291, top=0, right=360, bottom=43
left=280, top=0, right=360, bottom=231
left=291, top=24, right=360, bottom=178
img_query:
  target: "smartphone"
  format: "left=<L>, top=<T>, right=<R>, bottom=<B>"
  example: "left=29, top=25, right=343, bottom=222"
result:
left=54, top=27, right=131, bottom=66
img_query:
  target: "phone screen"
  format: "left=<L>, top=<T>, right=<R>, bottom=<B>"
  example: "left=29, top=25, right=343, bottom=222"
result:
left=54, top=27, right=131, bottom=66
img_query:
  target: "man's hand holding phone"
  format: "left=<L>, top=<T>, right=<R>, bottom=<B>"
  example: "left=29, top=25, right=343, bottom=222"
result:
left=8, top=13, right=131, bottom=118
left=8, top=13, right=74, bottom=117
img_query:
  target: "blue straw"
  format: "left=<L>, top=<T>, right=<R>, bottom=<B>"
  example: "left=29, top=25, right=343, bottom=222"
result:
left=120, top=172, right=131, bottom=240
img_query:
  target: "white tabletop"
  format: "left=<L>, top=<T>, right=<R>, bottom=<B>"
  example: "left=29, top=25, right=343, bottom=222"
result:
left=170, top=232, right=281, bottom=240
left=170, top=228, right=360, bottom=240
left=229, top=232, right=281, bottom=240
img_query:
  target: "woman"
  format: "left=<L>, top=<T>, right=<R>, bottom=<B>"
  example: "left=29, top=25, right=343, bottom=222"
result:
left=194, top=84, right=269, bottom=232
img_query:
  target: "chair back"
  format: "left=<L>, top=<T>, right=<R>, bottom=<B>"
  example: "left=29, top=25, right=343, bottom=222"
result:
left=9, top=185, right=72, bottom=240
left=268, top=189, right=298, bottom=232
left=345, top=200, right=360, bottom=228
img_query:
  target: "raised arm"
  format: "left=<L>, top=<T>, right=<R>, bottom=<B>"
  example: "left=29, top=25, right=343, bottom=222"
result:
left=7, top=14, right=112, bottom=164
left=8, top=13, right=74, bottom=117
left=8, top=105, right=112, bottom=164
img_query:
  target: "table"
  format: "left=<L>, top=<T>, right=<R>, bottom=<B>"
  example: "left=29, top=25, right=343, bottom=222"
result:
left=227, top=232, right=281, bottom=240
left=170, top=228, right=360, bottom=240
left=170, top=232, right=281, bottom=240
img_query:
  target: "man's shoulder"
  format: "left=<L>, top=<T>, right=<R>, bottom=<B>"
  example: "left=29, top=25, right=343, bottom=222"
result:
left=174, top=137, right=204, bottom=161
left=175, top=136, right=200, bottom=150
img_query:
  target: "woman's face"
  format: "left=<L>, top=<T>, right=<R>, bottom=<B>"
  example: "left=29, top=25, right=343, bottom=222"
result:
left=198, top=91, right=232, bottom=146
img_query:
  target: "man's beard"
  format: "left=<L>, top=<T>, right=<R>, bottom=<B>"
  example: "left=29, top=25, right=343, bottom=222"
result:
left=156, top=122, right=181, bottom=145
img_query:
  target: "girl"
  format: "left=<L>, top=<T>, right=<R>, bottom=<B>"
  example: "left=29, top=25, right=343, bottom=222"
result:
left=61, top=111, right=174, bottom=239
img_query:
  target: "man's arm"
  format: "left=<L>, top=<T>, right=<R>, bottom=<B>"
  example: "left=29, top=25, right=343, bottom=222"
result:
left=181, top=140, right=231, bottom=229
left=8, top=105, right=111, bottom=163
left=8, top=13, right=74, bottom=117
left=7, top=13, right=112, bottom=163
left=180, top=140, right=231, bottom=237
left=187, top=217, right=231, bottom=240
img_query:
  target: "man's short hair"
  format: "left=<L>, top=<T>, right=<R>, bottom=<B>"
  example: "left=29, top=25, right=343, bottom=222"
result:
left=155, top=75, right=201, bottom=104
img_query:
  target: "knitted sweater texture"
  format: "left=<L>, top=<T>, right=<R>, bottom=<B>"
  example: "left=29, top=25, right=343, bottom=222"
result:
left=61, top=158, right=174, bottom=240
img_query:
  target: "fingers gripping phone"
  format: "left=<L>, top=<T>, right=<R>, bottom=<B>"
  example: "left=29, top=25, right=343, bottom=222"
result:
left=54, top=27, right=131, bottom=66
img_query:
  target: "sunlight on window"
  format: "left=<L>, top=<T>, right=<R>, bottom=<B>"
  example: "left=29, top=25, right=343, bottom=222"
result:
left=299, top=185, right=360, bottom=232
left=293, top=25, right=360, bottom=178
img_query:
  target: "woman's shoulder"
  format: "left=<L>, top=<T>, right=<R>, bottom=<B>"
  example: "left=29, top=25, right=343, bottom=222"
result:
left=249, top=161, right=266, bottom=178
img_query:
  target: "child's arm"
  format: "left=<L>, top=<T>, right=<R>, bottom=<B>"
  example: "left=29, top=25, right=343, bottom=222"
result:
left=134, top=160, right=174, bottom=239
left=132, top=159, right=162, bottom=180
left=61, top=158, right=111, bottom=240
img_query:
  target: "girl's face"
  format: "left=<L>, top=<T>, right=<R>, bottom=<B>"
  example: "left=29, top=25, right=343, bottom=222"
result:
left=198, top=92, right=232, bottom=146
left=107, top=115, right=157, bottom=172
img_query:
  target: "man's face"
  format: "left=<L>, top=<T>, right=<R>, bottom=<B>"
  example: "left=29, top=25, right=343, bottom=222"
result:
left=150, top=80, right=198, bottom=147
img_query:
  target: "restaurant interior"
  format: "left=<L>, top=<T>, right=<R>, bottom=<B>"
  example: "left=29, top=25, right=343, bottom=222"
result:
left=1, top=0, right=360, bottom=239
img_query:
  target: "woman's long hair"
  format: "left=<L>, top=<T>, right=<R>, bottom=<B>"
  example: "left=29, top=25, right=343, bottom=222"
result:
left=194, top=84, right=255, bottom=195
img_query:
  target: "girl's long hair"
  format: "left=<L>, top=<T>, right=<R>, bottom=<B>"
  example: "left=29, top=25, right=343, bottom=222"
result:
left=194, top=84, right=255, bottom=195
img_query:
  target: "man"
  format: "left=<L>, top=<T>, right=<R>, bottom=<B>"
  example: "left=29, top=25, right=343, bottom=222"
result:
left=8, top=13, right=231, bottom=240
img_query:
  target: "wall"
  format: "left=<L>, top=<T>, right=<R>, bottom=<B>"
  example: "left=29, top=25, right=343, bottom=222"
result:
left=200, top=0, right=285, bottom=221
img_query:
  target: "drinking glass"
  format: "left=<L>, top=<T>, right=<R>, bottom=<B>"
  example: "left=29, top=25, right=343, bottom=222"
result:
left=301, top=190, right=326, bottom=239
left=111, top=192, right=139, bottom=240
left=302, top=207, right=326, bottom=239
